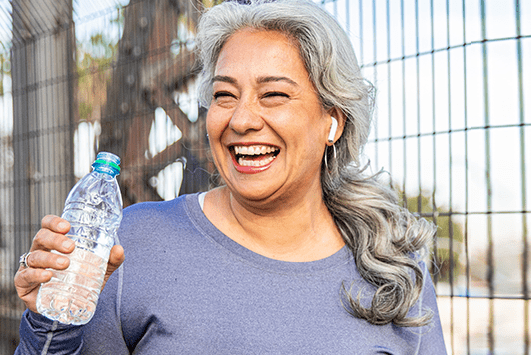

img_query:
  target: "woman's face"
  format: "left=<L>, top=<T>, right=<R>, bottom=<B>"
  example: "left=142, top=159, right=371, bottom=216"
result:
left=207, top=29, right=334, bottom=205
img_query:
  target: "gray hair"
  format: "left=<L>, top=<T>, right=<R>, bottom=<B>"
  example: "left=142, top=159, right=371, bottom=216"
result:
left=196, top=0, right=435, bottom=327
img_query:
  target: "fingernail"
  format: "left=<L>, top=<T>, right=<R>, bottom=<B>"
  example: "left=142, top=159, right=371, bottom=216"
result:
left=58, top=257, right=69, bottom=266
left=62, top=240, right=74, bottom=249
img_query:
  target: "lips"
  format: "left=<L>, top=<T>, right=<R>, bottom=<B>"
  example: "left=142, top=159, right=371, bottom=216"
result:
left=230, top=144, right=280, bottom=174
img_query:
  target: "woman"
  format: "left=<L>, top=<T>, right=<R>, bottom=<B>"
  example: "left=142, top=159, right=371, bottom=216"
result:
left=15, top=0, right=447, bottom=353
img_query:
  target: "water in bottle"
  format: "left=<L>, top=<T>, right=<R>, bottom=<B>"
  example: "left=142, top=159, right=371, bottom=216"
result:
left=36, top=152, right=123, bottom=325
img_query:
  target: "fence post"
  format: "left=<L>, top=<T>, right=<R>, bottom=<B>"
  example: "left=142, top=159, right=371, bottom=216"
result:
left=11, top=0, right=75, bottom=269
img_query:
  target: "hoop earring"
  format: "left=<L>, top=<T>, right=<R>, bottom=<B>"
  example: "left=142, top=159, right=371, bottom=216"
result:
left=324, top=144, right=337, bottom=171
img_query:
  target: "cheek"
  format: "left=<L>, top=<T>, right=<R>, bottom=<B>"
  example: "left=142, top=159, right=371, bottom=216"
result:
left=206, top=111, right=232, bottom=173
left=206, top=110, right=227, bottom=141
left=298, top=120, right=327, bottom=147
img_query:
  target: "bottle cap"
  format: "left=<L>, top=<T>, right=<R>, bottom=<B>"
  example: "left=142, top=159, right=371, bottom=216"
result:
left=92, top=152, right=121, bottom=177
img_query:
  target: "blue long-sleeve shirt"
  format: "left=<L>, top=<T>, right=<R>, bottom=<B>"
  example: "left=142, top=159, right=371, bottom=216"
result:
left=17, top=193, right=447, bottom=354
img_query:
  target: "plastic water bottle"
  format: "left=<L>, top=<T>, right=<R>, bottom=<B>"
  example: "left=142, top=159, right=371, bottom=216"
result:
left=36, top=152, right=123, bottom=325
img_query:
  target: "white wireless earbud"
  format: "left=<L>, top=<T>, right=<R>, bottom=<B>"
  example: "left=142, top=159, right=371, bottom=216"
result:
left=327, top=117, right=338, bottom=144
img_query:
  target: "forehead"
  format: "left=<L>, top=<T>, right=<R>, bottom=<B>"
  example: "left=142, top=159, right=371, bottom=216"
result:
left=214, top=29, right=309, bottom=80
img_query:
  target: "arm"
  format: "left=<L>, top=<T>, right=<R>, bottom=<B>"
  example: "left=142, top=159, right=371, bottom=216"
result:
left=16, top=273, right=129, bottom=355
left=14, top=215, right=125, bottom=354
left=16, top=311, right=83, bottom=355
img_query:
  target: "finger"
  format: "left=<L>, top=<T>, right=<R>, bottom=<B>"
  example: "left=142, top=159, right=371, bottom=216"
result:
left=23, top=249, right=71, bottom=271
left=101, top=245, right=125, bottom=290
left=15, top=267, right=54, bottom=293
left=107, top=245, right=125, bottom=272
left=41, top=215, right=71, bottom=234
left=14, top=268, right=54, bottom=313
left=31, top=229, right=75, bottom=254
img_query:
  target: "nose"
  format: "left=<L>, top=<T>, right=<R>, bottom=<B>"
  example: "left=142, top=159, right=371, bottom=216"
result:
left=229, top=99, right=264, bottom=135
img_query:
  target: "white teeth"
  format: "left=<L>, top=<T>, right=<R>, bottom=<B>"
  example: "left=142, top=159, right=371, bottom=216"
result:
left=233, top=145, right=278, bottom=156
left=237, top=155, right=275, bottom=167
left=233, top=144, right=279, bottom=168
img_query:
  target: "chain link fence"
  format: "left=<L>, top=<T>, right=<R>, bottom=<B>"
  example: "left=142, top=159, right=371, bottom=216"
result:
left=1, top=0, right=530, bottom=353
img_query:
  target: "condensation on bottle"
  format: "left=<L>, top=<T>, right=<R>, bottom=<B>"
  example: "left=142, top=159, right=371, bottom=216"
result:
left=36, top=152, right=123, bottom=325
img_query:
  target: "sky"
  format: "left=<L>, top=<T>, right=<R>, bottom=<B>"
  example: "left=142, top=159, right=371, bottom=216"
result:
left=324, top=0, right=530, bottom=241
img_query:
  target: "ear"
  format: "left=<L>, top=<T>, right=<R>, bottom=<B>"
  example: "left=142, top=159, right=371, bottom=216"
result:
left=326, top=108, right=346, bottom=146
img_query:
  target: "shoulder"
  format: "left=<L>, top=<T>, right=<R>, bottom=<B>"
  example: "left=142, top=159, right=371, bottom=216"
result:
left=117, top=194, right=202, bottom=249
left=123, top=194, right=188, bottom=220
left=121, top=194, right=201, bottom=228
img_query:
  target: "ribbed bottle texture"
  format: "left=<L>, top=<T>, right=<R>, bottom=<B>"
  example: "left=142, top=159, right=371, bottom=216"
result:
left=36, top=152, right=123, bottom=325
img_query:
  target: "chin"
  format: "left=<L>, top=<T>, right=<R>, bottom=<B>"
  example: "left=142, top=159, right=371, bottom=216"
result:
left=228, top=183, right=285, bottom=206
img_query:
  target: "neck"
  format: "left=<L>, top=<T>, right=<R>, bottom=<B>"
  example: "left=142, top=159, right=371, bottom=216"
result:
left=203, top=186, right=345, bottom=262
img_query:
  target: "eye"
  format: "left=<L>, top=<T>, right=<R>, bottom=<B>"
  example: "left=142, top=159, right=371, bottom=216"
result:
left=212, top=91, right=238, bottom=107
left=260, top=91, right=290, bottom=107
left=262, top=91, right=289, bottom=99
left=213, top=91, right=236, bottom=100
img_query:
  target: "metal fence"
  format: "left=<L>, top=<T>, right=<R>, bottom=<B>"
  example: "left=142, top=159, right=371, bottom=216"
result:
left=0, top=0, right=529, bottom=354
left=330, top=0, right=530, bottom=353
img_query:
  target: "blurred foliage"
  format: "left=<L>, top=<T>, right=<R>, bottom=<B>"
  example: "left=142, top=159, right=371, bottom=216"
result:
left=0, top=52, right=5, bottom=96
left=401, top=190, right=465, bottom=283
left=75, top=30, right=118, bottom=123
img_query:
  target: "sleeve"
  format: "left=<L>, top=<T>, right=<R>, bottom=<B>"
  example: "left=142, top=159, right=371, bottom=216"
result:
left=81, top=202, right=157, bottom=354
left=80, top=264, right=130, bottom=354
left=15, top=261, right=129, bottom=355
left=15, top=202, right=161, bottom=354
left=416, top=262, right=448, bottom=355
left=15, top=310, right=84, bottom=355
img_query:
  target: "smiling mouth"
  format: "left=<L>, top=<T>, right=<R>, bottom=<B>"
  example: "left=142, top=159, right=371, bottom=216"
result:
left=230, top=144, right=280, bottom=168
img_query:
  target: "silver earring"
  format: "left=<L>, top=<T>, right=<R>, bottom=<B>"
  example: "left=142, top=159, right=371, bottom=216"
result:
left=324, top=144, right=337, bottom=171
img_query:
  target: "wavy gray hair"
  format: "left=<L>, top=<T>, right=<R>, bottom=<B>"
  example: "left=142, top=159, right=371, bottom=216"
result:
left=196, top=0, right=435, bottom=327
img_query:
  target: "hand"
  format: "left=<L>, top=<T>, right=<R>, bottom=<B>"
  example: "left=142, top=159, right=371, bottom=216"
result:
left=14, top=215, right=125, bottom=313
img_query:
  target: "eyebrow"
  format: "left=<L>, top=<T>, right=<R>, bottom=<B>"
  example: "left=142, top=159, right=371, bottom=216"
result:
left=212, top=75, right=236, bottom=84
left=256, top=76, right=298, bottom=87
left=211, top=75, right=299, bottom=87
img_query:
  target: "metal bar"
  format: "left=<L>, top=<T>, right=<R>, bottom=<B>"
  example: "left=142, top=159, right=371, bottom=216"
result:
left=416, top=211, right=531, bottom=218
left=461, top=0, right=471, bottom=352
left=386, top=0, right=393, bottom=191
left=438, top=294, right=531, bottom=301
left=66, top=8, right=76, bottom=210
left=514, top=0, right=529, bottom=354
left=344, top=0, right=350, bottom=36
left=372, top=0, right=378, bottom=171
left=369, top=122, right=531, bottom=143
left=359, top=33, right=531, bottom=69
left=358, top=0, right=363, bottom=67
left=415, top=0, right=421, bottom=216
left=400, top=0, right=406, bottom=208
left=0, top=43, right=4, bottom=355
left=479, top=0, right=494, bottom=351
left=430, top=0, right=438, bottom=284
left=445, top=0, right=455, bottom=351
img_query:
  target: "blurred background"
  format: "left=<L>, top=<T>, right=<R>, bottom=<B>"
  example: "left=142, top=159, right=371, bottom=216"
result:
left=0, top=0, right=529, bottom=353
